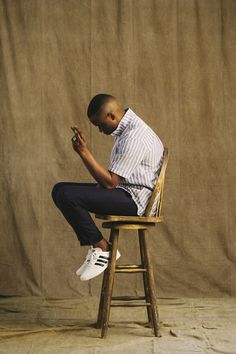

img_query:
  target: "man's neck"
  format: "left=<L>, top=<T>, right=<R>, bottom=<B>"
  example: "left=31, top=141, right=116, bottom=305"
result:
left=116, top=108, right=126, bottom=123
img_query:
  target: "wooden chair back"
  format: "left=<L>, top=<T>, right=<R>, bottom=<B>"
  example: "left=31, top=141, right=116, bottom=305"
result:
left=145, top=147, right=169, bottom=217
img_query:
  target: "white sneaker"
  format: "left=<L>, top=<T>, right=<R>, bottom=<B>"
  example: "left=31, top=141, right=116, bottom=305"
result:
left=75, top=246, right=93, bottom=276
left=80, top=247, right=121, bottom=281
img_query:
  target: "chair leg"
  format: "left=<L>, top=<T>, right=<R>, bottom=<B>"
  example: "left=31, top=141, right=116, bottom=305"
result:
left=140, top=229, right=161, bottom=337
left=96, top=266, right=109, bottom=329
left=100, top=229, right=119, bottom=338
left=138, top=231, right=153, bottom=326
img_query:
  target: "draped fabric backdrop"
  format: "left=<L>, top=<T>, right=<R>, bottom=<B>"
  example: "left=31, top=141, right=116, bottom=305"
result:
left=0, top=0, right=235, bottom=298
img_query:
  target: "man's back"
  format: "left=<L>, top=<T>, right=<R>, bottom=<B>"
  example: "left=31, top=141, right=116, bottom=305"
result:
left=109, top=108, right=164, bottom=215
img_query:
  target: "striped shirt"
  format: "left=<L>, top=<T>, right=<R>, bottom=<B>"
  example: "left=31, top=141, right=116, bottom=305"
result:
left=108, top=108, right=164, bottom=216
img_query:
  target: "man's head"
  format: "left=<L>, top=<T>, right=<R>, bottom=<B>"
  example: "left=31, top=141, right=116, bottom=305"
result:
left=87, top=94, right=125, bottom=135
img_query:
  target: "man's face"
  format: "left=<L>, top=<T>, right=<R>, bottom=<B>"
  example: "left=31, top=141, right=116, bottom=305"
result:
left=89, top=112, right=117, bottom=135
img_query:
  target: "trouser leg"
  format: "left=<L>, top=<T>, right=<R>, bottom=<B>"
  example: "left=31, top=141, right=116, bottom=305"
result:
left=52, top=183, right=101, bottom=245
left=51, top=182, right=137, bottom=246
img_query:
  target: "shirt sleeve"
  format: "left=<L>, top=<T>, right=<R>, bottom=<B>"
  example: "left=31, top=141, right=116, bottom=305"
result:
left=108, top=138, right=147, bottom=179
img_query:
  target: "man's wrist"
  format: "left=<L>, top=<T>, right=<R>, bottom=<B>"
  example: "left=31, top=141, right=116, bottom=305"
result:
left=77, top=146, right=89, bottom=158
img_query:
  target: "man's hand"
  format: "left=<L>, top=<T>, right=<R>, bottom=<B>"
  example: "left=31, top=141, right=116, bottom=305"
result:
left=71, top=126, right=87, bottom=155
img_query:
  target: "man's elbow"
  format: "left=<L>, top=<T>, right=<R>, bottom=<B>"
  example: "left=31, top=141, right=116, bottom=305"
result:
left=104, top=172, right=121, bottom=189
left=104, top=179, right=120, bottom=189
left=105, top=182, right=118, bottom=189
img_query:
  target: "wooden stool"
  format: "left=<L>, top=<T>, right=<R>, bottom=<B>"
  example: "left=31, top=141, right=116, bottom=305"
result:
left=96, top=147, right=169, bottom=338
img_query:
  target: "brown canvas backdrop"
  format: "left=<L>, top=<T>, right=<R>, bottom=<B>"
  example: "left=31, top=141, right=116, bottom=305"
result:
left=0, top=0, right=235, bottom=298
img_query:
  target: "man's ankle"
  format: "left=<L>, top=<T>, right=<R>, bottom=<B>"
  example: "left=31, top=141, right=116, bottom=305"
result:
left=93, top=238, right=110, bottom=252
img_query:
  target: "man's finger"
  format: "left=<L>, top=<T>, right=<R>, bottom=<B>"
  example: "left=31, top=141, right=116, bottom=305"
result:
left=71, top=126, right=79, bottom=135
left=71, top=127, right=76, bottom=135
left=78, top=130, right=85, bottom=141
left=77, top=133, right=84, bottom=144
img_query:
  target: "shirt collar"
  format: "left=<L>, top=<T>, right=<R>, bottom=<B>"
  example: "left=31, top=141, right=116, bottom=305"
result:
left=111, top=108, right=133, bottom=137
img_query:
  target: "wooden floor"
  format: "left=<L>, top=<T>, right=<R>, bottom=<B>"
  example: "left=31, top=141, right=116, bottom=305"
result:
left=0, top=296, right=236, bottom=354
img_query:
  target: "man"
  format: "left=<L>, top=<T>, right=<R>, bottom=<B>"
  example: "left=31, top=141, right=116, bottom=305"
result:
left=52, top=94, right=164, bottom=281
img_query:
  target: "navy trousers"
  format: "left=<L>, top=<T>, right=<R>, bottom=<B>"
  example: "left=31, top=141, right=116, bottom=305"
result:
left=51, top=183, right=138, bottom=246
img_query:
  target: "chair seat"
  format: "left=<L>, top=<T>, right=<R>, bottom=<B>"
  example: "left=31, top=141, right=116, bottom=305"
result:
left=95, top=214, right=164, bottom=223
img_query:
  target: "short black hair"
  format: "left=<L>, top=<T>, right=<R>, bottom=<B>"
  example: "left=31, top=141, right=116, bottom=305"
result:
left=87, top=93, right=114, bottom=118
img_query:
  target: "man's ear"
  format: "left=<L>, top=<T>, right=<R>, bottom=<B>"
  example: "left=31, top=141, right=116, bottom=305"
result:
left=108, top=112, right=116, bottom=120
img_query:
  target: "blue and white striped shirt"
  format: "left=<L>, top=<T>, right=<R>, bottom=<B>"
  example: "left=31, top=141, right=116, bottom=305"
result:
left=109, top=108, right=164, bottom=216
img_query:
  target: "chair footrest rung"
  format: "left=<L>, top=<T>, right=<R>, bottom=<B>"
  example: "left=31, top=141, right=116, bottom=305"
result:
left=116, top=264, right=143, bottom=269
left=111, top=302, right=151, bottom=307
left=115, top=269, right=146, bottom=273
left=115, top=264, right=146, bottom=273
left=112, top=296, right=146, bottom=301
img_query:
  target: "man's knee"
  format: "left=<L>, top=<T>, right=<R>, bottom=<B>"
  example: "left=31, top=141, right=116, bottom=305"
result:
left=51, top=182, right=67, bottom=206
